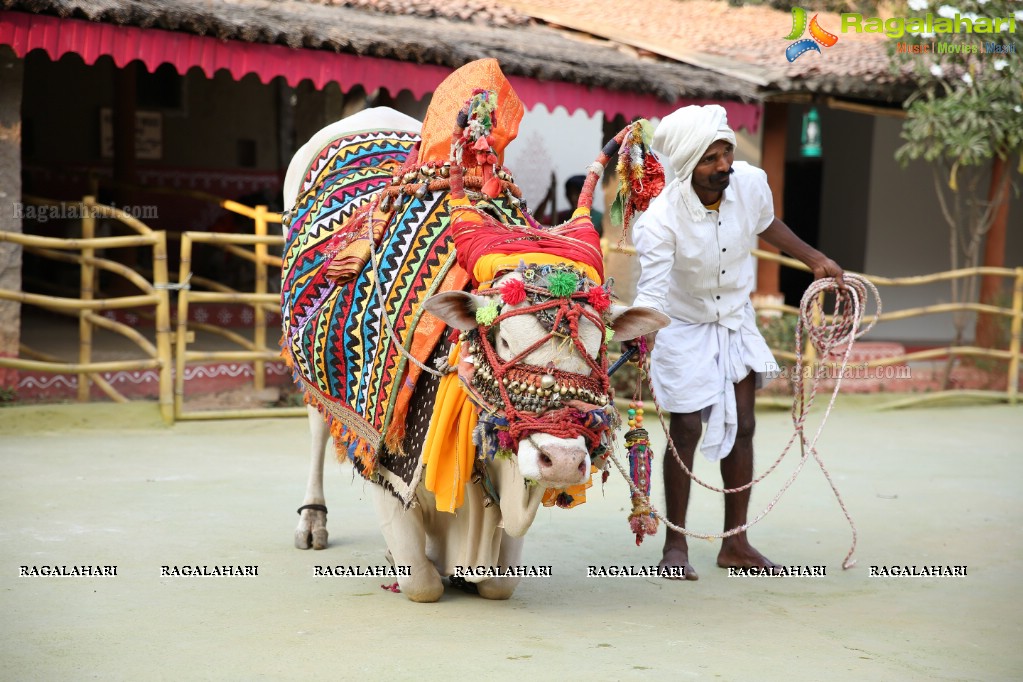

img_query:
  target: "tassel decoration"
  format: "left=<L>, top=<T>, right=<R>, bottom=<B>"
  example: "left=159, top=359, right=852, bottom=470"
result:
left=625, top=425, right=658, bottom=545
left=609, top=119, right=665, bottom=246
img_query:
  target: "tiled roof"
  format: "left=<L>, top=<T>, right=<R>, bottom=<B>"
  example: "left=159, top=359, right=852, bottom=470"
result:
left=497, top=0, right=910, bottom=101
left=303, top=0, right=532, bottom=26
left=2, top=0, right=762, bottom=111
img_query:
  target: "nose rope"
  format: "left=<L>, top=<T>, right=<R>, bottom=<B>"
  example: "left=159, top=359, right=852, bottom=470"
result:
left=470, top=292, right=611, bottom=446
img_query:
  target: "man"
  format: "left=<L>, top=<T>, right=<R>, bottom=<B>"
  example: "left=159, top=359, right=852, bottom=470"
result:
left=630, top=105, right=843, bottom=580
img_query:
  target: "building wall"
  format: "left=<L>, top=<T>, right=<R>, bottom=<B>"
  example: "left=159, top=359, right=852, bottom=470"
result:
left=863, top=116, right=1023, bottom=344
left=789, top=105, right=1022, bottom=345
left=21, top=54, right=281, bottom=172
left=24, top=49, right=1022, bottom=346
left=511, top=103, right=605, bottom=214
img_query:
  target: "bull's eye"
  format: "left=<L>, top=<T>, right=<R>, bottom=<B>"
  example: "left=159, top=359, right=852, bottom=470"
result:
left=498, top=337, right=511, bottom=354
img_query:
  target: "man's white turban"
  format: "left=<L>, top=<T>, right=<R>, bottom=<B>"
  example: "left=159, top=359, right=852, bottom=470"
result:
left=652, top=104, right=736, bottom=181
left=651, top=104, right=736, bottom=221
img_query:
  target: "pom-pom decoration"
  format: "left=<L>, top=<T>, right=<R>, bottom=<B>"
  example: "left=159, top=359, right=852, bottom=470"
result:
left=546, top=271, right=579, bottom=298
left=499, top=278, right=527, bottom=306
left=631, top=154, right=665, bottom=213
left=609, top=119, right=666, bottom=245
left=450, top=89, right=507, bottom=200
left=475, top=299, right=500, bottom=326
left=587, top=285, right=612, bottom=313
left=624, top=427, right=658, bottom=545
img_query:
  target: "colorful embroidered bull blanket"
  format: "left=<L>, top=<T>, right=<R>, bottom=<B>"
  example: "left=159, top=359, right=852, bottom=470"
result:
left=283, top=130, right=430, bottom=468
left=282, top=129, right=516, bottom=488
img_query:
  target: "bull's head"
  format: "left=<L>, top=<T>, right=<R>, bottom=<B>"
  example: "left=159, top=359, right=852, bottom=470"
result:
left=424, top=266, right=668, bottom=497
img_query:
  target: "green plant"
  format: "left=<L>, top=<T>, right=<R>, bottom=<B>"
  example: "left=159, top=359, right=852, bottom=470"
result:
left=757, top=313, right=800, bottom=369
left=891, top=0, right=1023, bottom=386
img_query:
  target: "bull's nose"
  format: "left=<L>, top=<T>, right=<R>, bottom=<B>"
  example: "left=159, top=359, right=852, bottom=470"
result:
left=537, top=446, right=588, bottom=484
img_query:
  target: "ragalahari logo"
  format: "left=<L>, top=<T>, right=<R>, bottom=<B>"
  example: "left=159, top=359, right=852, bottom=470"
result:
left=784, top=7, right=839, bottom=62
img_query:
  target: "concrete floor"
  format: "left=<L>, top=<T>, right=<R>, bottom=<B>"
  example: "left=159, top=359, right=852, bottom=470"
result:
left=1, top=397, right=1021, bottom=680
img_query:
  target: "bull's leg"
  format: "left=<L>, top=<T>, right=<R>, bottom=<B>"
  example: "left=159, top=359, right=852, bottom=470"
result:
left=476, top=534, right=526, bottom=600
left=295, top=406, right=330, bottom=550
left=371, top=486, right=444, bottom=602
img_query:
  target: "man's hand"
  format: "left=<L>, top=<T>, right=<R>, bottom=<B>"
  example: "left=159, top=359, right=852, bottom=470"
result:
left=810, top=255, right=842, bottom=288
left=623, top=332, right=657, bottom=354
left=810, top=256, right=844, bottom=288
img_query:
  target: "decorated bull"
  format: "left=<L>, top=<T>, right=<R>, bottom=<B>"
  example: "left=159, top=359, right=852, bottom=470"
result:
left=281, top=59, right=668, bottom=602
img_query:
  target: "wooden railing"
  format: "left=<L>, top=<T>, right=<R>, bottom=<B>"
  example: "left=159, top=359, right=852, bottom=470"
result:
left=602, top=239, right=1022, bottom=408
left=171, top=200, right=302, bottom=420
left=4, top=197, right=1018, bottom=421
left=0, top=195, right=174, bottom=422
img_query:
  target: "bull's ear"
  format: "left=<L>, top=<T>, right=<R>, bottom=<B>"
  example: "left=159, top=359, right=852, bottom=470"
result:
left=422, top=291, right=490, bottom=330
left=606, top=304, right=670, bottom=342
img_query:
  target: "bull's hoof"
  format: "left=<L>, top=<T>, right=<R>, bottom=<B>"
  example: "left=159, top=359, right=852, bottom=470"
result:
left=294, top=527, right=328, bottom=550
left=295, top=505, right=328, bottom=550
left=477, top=578, right=519, bottom=601
left=401, top=565, right=444, bottom=603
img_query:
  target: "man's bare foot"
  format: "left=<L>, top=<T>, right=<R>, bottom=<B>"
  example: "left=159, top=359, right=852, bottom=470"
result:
left=659, top=547, right=699, bottom=581
left=717, top=537, right=781, bottom=572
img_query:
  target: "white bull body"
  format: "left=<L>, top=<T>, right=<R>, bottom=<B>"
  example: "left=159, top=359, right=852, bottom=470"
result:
left=285, top=108, right=667, bottom=602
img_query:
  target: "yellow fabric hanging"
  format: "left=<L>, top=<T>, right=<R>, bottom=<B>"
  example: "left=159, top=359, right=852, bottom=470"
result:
left=422, top=342, right=479, bottom=512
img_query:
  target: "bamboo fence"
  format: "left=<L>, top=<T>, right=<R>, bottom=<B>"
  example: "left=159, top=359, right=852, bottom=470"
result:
left=172, top=203, right=303, bottom=420
left=0, top=195, right=174, bottom=422
left=1, top=195, right=1019, bottom=424
left=603, top=240, right=1021, bottom=409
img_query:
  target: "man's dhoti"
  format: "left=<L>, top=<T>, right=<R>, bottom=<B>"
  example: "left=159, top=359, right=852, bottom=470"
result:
left=648, top=301, right=777, bottom=462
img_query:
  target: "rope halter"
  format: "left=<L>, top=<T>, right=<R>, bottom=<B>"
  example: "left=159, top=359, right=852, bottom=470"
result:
left=457, top=263, right=619, bottom=460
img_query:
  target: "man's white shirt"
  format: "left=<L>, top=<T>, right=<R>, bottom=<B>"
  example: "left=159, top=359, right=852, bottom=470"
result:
left=631, top=161, right=775, bottom=330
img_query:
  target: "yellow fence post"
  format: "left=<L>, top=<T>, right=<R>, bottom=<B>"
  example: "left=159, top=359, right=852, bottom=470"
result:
left=1008, top=267, right=1023, bottom=405
left=153, top=230, right=174, bottom=424
left=78, top=196, right=96, bottom=402
left=174, top=234, right=193, bottom=420
left=253, top=205, right=268, bottom=393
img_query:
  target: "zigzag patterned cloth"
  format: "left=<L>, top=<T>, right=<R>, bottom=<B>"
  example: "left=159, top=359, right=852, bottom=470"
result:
left=281, top=129, right=469, bottom=485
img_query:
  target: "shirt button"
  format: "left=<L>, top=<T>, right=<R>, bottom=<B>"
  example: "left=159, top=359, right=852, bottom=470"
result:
left=716, top=295, right=721, bottom=300
left=721, top=270, right=726, bottom=274
left=722, top=248, right=727, bottom=252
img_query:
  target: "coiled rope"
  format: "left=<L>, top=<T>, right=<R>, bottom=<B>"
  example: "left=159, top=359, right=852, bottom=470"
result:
left=608, top=273, right=880, bottom=569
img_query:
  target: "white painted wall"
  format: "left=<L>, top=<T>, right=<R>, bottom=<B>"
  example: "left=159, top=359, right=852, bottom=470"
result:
left=507, top=103, right=606, bottom=214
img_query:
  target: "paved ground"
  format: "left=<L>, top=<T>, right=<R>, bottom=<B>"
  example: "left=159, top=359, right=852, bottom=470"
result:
left=1, top=396, right=1020, bottom=680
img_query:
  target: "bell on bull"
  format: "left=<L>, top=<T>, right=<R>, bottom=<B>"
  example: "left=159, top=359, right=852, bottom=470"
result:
left=280, top=58, right=669, bottom=602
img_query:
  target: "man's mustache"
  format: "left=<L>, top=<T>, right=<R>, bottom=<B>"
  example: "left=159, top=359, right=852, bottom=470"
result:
left=710, top=167, right=735, bottom=182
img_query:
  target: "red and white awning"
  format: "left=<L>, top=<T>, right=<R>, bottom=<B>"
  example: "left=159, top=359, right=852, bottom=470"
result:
left=0, top=11, right=761, bottom=131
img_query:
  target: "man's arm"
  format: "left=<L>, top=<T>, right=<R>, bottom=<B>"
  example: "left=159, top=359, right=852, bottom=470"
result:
left=759, top=218, right=844, bottom=285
